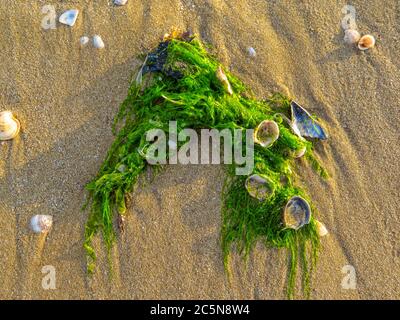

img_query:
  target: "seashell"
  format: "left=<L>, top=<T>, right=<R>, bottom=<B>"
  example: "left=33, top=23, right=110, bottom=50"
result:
left=216, top=66, right=233, bottom=95
left=254, top=120, right=279, bottom=147
left=247, top=47, right=256, bottom=57
left=93, top=35, right=105, bottom=49
left=117, top=164, right=127, bottom=173
left=358, top=35, right=375, bottom=51
left=315, top=220, right=328, bottom=237
left=80, top=36, right=89, bottom=46
left=343, top=29, right=360, bottom=44
left=59, top=9, right=79, bottom=27
left=291, top=146, right=307, bottom=158
left=245, top=174, right=275, bottom=200
left=291, top=101, right=328, bottom=140
left=30, top=215, right=53, bottom=234
left=283, top=196, right=311, bottom=230
left=0, top=111, right=20, bottom=141
left=114, top=0, right=128, bottom=5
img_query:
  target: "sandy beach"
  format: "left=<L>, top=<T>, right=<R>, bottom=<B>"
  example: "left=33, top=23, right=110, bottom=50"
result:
left=0, top=0, right=399, bottom=299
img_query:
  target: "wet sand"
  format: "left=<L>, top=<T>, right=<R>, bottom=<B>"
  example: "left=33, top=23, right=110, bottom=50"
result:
left=0, top=0, right=399, bottom=299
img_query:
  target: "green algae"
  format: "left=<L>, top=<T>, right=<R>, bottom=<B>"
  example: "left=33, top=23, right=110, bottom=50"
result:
left=84, top=34, right=327, bottom=298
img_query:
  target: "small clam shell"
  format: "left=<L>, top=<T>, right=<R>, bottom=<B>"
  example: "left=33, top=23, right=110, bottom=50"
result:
left=245, top=174, right=275, bottom=200
left=0, top=111, right=20, bottom=141
left=315, top=220, right=328, bottom=237
left=254, top=120, right=279, bottom=147
left=358, top=35, right=375, bottom=50
left=247, top=47, right=256, bottom=57
left=216, top=66, right=233, bottom=95
left=80, top=36, right=89, bottom=46
left=291, top=146, right=307, bottom=158
left=59, top=9, right=79, bottom=27
left=283, top=196, right=311, bottom=230
left=343, top=29, right=360, bottom=44
left=93, top=35, right=105, bottom=49
left=114, top=0, right=128, bottom=5
left=30, top=215, right=53, bottom=234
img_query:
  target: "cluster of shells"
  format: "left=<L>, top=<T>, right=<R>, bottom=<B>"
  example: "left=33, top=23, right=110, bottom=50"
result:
left=245, top=102, right=329, bottom=236
left=344, top=29, right=375, bottom=50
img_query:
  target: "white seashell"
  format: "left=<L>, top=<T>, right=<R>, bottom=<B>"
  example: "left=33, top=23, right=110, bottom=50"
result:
left=114, top=0, right=128, bottom=5
left=93, top=35, right=105, bottom=49
left=247, top=47, right=256, bottom=57
left=343, top=29, right=360, bottom=44
left=315, top=220, right=328, bottom=237
left=0, top=111, right=20, bottom=141
left=80, top=36, right=89, bottom=46
left=30, top=215, right=53, bottom=234
left=358, top=35, right=375, bottom=51
left=59, top=9, right=79, bottom=27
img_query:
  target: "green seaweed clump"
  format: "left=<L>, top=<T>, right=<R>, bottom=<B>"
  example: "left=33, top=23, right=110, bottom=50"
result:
left=84, top=32, right=327, bottom=299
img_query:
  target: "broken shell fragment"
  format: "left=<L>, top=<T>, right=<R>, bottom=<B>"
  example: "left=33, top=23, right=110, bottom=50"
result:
left=93, top=35, right=105, bottom=49
left=358, top=35, right=375, bottom=50
left=114, top=0, right=128, bottom=5
left=315, top=220, right=328, bottom=237
left=343, top=29, right=360, bottom=44
left=283, top=196, right=311, bottom=230
left=245, top=174, right=275, bottom=200
left=247, top=47, right=256, bottom=57
left=30, top=215, right=53, bottom=234
left=0, top=111, right=20, bottom=141
left=59, top=9, right=79, bottom=27
left=254, top=120, right=280, bottom=147
left=216, top=66, right=233, bottom=95
left=291, top=101, right=328, bottom=140
left=117, top=164, right=127, bottom=173
left=80, top=36, right=89, bottom=46
left=291, top=146, right=307, bottom=158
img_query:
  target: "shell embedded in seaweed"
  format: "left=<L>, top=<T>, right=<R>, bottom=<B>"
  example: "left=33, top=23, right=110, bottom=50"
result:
left=0, top=111, right=20, bottom=141
left=59, top=9, right=79, bottom=27
left=254, top=120, right=280, bottom=147
left=283, top=196, right=311, bottom=230
left=30, top=215, right=53, bottom=234
left=291, top=146, right=307, bottom=158
left=245, top=174, right=275, bottom=200
left=290, top=101, right=327, bottom=140
left=216, top=66, right=233, bottom=95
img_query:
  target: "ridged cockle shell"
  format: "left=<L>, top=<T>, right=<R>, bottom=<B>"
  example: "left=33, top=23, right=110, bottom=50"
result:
left=0, top=111, right=20, bottom=141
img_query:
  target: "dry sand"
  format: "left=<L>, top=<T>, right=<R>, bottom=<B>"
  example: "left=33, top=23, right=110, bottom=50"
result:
left=0, top=0, right=399, bottom=299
